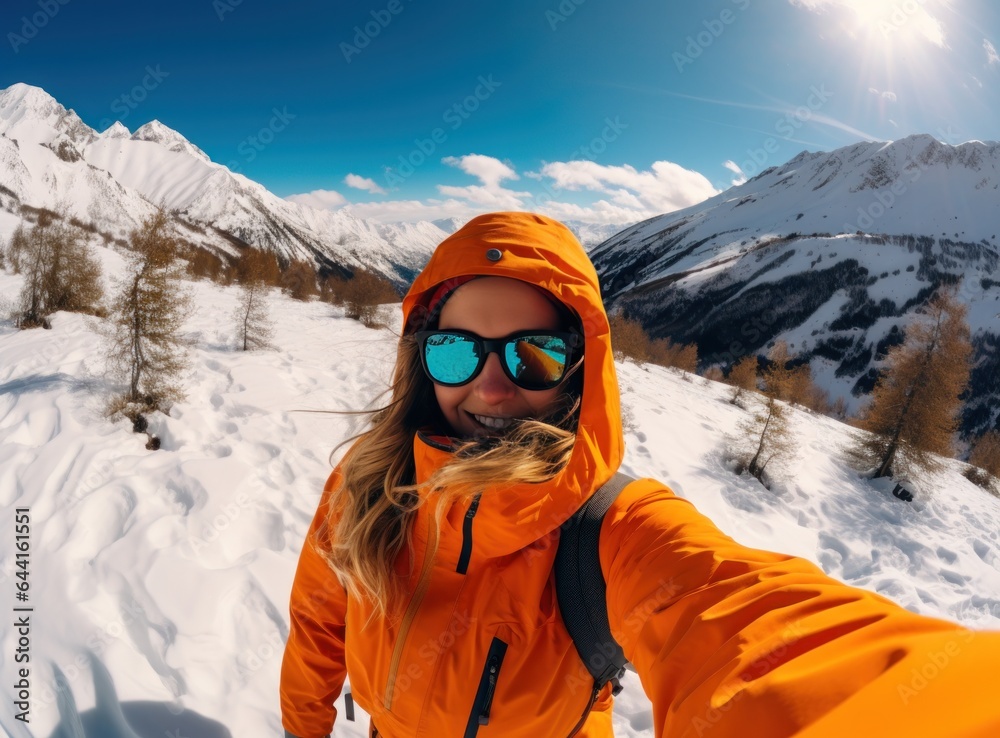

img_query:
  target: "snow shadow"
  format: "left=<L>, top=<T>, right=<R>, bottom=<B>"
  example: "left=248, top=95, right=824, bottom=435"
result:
left=45, top=653, right=232, bottom=738
left=47, top=703, right=231, bottom=738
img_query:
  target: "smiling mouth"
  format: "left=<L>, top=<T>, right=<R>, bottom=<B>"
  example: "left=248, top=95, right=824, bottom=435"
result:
left=471, top=413, right=515, bottom=430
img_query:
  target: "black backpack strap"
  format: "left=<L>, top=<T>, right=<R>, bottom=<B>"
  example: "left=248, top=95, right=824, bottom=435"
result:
left=555, top=472, right=635, bottom=697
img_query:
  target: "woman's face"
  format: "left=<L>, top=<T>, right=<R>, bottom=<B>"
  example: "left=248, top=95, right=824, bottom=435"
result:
left=434, top=277, right=566, bottom=439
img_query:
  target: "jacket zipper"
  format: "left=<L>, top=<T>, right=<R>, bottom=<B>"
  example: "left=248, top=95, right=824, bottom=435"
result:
left=563, top=682, right=602, bottom=738
left=456, top=494, right=481, bottom=574
left=383, top=513, right=437, bottom=710
left=463, top=636, right=509, bottom=738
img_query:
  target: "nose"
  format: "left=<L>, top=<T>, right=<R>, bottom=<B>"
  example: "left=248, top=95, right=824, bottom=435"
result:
left=473, top=352, right=517, bottom=404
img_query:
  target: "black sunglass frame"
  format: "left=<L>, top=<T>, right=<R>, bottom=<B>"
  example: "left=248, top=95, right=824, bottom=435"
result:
left=414, top=329, right=583, bottom=390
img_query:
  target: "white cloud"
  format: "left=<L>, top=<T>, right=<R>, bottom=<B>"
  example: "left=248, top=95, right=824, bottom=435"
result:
left=442, top=154, right=518, bottom=188
left=344, top=173, right=387, bottom=195
left=985, top=39, right=1000, bottom=65
left=789, top=0, right=947, bottom=47
left=338, top=153, right=721, bottom=229
left=532, top=199, right=650, bottom=226
left=869, top=87, right=898, bottom=102
left=437, top=154, right=531, bottom=208
left=285, top=189, right=347, bottom=211
left=539, top=159, right=718, bottom=214
left=723, top=160, right=748, bottom=186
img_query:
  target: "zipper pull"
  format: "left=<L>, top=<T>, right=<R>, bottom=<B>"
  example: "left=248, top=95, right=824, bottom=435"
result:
left=478, top=656, right=500, bottom=725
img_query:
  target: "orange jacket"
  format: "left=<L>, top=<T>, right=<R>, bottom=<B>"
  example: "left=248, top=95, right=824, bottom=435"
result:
left=281, top=212, right=1000, bottom=738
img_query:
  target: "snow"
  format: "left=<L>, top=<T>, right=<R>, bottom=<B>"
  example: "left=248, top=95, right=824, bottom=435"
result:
left=2, top=234, right=999, bottom=738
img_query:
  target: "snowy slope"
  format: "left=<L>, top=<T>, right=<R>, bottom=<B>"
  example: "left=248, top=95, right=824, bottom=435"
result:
left=1, top=232, right=999, bottom=738
left=0, top=83, right=446, bottom=286
left=592, top=135, right=1000, bottom=432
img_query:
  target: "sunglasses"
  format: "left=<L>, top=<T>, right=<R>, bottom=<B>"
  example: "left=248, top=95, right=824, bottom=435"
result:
left=414, top=329, right=583, bottom=391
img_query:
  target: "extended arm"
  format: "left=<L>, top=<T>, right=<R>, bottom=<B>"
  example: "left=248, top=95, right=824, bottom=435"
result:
left=601, top=478, right=1000, bottom=738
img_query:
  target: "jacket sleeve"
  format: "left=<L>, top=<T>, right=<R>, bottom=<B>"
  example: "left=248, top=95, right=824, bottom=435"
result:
left=600, top=478, right=1000, bottom=738
left=280, top=468, right=349, bottom=738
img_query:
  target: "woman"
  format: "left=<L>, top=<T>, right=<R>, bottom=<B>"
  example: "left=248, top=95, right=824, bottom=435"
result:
left=281, top=212, right=999, bottom=738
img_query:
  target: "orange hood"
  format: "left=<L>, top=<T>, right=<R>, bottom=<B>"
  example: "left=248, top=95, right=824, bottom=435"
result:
left=401, top=211, right=625, bottom=560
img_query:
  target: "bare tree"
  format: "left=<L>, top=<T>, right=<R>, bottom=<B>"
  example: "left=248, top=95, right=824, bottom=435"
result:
left=853, top=290, right=972, bottom=479
left=104, top=210, right=192, bottom=419
left=737, top=394, right=796, bottom=486
left=726, top=355, right=758, bottom=406
left=234, top=249, right=275, bottom=351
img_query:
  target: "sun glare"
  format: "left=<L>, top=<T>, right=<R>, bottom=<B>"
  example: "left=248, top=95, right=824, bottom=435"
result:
left=843, top=0, right=948, bottom=48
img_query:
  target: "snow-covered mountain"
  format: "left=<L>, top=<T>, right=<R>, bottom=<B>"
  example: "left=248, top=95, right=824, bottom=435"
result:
left=0, top=83, right=446, bottom=286
left=564, top=219, right=638, bottom=251
left=592, top=134, right=1000, bottom=436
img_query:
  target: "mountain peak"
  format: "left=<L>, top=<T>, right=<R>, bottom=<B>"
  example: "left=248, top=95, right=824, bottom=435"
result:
left=0, top=82, right=96, bottom=148
left=131, top=120, right=210, bottom=162
left=0, top=82, right=59, bottom=111
left=101, top=121, right=131, bottom=139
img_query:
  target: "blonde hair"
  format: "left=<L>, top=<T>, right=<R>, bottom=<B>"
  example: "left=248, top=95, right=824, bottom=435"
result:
left=319, top=332, right=582, bottom=622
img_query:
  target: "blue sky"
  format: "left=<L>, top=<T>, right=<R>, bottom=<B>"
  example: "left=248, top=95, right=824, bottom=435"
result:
left=4, top=0, right=1000, bottom=225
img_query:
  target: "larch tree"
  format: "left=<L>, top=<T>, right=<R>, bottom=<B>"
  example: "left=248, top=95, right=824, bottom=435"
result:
left=726, top=355, right=758, bottom=406
left=10, top=217, right=104, bottom=328
left=965, top=430, right=1000, bottom=493
left=281, top=259, right=319, bottom=301
left=234, top=248, right=275, bottom=351
left=854, top=290, right=972, bottom=479
left=104, top=210, right=192, bottom=419
left=761, top=341, right=795, bottom=400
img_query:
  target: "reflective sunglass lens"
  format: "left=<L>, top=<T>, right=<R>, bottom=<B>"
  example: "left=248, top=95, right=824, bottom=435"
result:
left=507, top=336, right=568, bottom=388
left=424, top=333, right=480, bottom=384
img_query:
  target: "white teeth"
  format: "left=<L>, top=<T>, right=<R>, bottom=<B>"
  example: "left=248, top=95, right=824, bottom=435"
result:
left=473, top=414, right=514, bottom=429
